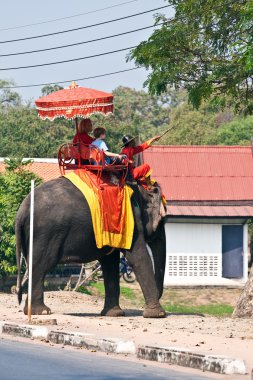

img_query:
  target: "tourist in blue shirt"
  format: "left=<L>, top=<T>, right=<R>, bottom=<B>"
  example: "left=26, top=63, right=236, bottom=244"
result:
left=92, top=127, right=125, bottom=164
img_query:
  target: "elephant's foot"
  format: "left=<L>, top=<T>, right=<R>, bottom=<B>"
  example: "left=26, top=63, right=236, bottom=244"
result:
left=24, top=303, right=51, bottom=315
left=143, top=304, right=166, bottom=318
left=101, top=306, right=125, bottom=317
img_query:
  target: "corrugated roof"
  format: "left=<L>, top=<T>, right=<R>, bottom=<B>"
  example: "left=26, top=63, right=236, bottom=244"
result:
left=143, top=146, right=253, bottom=202
left=0, top=159, right=60, bottom=182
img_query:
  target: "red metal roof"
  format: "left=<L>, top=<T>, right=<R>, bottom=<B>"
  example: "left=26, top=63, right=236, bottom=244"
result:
left=0, top=159, right=60, bottom=182
left=143, top=146, right=253, bottom=202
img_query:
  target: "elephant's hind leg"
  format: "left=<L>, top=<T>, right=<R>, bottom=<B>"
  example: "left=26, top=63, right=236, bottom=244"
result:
left=100, top=251, right=125, bottom=317
left=23, top=259, right=52, bottom=315
left=24, top=300, right=51, bottom=316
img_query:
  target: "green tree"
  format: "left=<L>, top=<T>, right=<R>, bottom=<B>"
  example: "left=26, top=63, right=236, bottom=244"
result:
left=41, top=84, right=64, bottom=97
left=162, top=102, right=218, bottom=145
left=0, top=86, right=171, bottom=158
left=92, top=86, right=171, bottom=152
left=0, top=158, right=42, bottom=280
left=0, top=79, right=21, bottom=107
left=0, top=105, right=74, bottom=157
left=209, top=116, right=253, bottom=145
left=129, top=0, right=253, bottom=114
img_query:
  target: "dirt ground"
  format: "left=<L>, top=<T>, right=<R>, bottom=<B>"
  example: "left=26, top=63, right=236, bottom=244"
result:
left=0, top=282, right=253, bottom=379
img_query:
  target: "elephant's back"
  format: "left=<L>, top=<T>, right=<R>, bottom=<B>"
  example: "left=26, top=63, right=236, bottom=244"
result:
left=17, top=177, right=90, bottom=227
left=37, top=177, right=85, bottom=206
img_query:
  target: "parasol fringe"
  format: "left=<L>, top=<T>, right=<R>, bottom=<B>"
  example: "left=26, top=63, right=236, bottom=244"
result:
left=37, top=111, right=114, bottom=121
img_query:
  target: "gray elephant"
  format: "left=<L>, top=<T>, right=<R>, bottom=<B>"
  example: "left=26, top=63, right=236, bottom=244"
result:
left=15, top=176, right=167, bottom=318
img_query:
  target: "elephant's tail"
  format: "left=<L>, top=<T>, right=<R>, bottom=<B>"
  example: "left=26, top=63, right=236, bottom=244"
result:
left=15, top=219, right=23, bottom=305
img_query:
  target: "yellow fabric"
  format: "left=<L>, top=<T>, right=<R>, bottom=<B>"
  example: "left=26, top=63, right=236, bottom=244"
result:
left=64, top=171, right=134, bottom=249
left=144, top=168, right=152, bottom=178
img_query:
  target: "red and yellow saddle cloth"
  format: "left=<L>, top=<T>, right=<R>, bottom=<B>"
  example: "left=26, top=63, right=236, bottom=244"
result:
left=64, top=169, right=134, bottom=249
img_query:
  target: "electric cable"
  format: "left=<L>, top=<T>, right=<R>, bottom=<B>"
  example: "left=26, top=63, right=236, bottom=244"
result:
left=0, top=23, right=163, bottom=57
left=0, top=5, right=170, bottom=44
left=1, top=67, right=141, bottom=89
left=0, top=45, right=137, bottom=71
left=0, top=0, right=140, bottom=32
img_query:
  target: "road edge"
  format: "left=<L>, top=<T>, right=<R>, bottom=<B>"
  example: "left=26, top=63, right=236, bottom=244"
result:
left=0, top=321, right=246, bottom=375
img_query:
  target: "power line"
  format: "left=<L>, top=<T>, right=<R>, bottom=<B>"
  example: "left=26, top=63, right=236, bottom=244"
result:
left=0, top=5, right=170, bottom=44
left=0, top=45, right=137, bottom=71
left=2, top=67, right=141, bottom=89
left=0, top=23, right=162, bottom=58
left=0, top=0, right=139, bottom=32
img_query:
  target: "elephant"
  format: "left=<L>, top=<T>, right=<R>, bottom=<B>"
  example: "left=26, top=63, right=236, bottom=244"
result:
left=15, top=175, right=167, bottom=318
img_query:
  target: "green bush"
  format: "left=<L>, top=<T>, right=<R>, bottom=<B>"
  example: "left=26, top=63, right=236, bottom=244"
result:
left=0, top=158, right=42, bottom=280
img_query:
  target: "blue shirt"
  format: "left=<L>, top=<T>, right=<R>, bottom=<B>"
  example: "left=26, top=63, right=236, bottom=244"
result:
left=91, top=139, right=111, bottom=164
left=92, top=139, right=108, bottom=151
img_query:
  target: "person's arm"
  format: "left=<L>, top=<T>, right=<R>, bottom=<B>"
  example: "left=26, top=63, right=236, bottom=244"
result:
left=132, top=136, right=160, bottom=155
left=105, top=151, right=124, bottom=159
left=98, top=141, right=124, bottom=160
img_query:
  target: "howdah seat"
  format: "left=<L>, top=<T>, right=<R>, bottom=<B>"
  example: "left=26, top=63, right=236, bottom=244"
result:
left=58, top=142, right=128, bottom=178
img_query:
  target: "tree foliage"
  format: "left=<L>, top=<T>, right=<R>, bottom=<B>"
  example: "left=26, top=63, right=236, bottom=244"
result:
left=129, top=0, right=253, bottom=114
left=0, top=84, right=252, bottom=159
left=0, top=158, right=42, bottom=279
left=0, top=85, right=172, bottom=157
left=0, top=105, right=75, bottom=157
left=80, top=86, right=171, bottom=152
left=160, top=100, right=253, bottom=146
left=0, top=79, right=21, bottom=107
left=41, top=84, right=64, bottom=96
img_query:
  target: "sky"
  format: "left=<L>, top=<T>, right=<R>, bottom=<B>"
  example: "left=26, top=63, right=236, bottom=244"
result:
left=0, top=0, right=173, bottom=103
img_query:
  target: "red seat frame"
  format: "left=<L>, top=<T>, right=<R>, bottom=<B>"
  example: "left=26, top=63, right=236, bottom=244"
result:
left=58, top=142, right=128, bottom=181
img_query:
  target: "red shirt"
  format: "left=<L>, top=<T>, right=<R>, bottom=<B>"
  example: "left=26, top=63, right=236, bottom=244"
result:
left=121, top=141, right=150, bottom=161
left=121, top=141, right=151, bottom=172
left=73, top=133, right=94, bottom=145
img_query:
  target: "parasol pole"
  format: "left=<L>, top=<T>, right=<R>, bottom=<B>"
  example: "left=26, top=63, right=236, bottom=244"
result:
left=75, top=117, right=79, bottom=133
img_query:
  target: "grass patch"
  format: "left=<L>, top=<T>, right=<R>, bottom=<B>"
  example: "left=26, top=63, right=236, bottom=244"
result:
left=120, top=286, right=134, bottom=300
left=90, top=282, right=105, bottom=296
left=163, top=303, right=233, bottom=316
left=76, top=286, right=92, bottom=295
left=88, top=282, right=134, bottom=300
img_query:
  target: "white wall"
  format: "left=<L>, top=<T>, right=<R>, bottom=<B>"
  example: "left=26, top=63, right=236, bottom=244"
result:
left=164, top=222, right=247, bottom=286
left=165, top=223, right=221, bottom=254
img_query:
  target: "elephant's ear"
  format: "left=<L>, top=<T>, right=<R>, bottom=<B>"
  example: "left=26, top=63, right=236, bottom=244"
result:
left=138, top=183, right=164, bottom=236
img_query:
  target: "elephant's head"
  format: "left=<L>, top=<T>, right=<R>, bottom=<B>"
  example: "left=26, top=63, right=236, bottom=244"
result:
left=138, top=182, right=166, bottom=239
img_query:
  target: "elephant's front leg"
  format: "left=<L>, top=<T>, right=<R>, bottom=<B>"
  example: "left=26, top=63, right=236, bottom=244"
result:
left=100, top=250, right=125, bottom=317
left=148, top=222, right=166, bottom=299
left=125, top=237, right=166, bottom=318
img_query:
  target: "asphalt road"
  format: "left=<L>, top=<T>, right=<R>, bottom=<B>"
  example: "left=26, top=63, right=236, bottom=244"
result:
left=0, top=338, right=215, bottom=380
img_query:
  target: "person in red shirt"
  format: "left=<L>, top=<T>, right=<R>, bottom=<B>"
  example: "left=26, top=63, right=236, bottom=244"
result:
left=73, top=118, right=95, bottom=145
left=121, top=134, right=160, bottom=182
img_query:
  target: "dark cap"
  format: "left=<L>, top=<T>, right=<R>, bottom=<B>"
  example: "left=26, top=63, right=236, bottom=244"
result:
left=121, top=135, right=137, bottom=147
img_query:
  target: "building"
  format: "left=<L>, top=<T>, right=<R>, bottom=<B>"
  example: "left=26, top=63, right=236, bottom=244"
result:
left=143, top=145, right=253, bottom=287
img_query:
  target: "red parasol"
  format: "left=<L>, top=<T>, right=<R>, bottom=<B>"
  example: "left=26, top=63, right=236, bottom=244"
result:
left=35, top=81, right=114, bottom=122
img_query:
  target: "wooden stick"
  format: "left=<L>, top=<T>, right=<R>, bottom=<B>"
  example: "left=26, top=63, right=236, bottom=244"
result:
left=157, top=125, right=174, bottom=139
